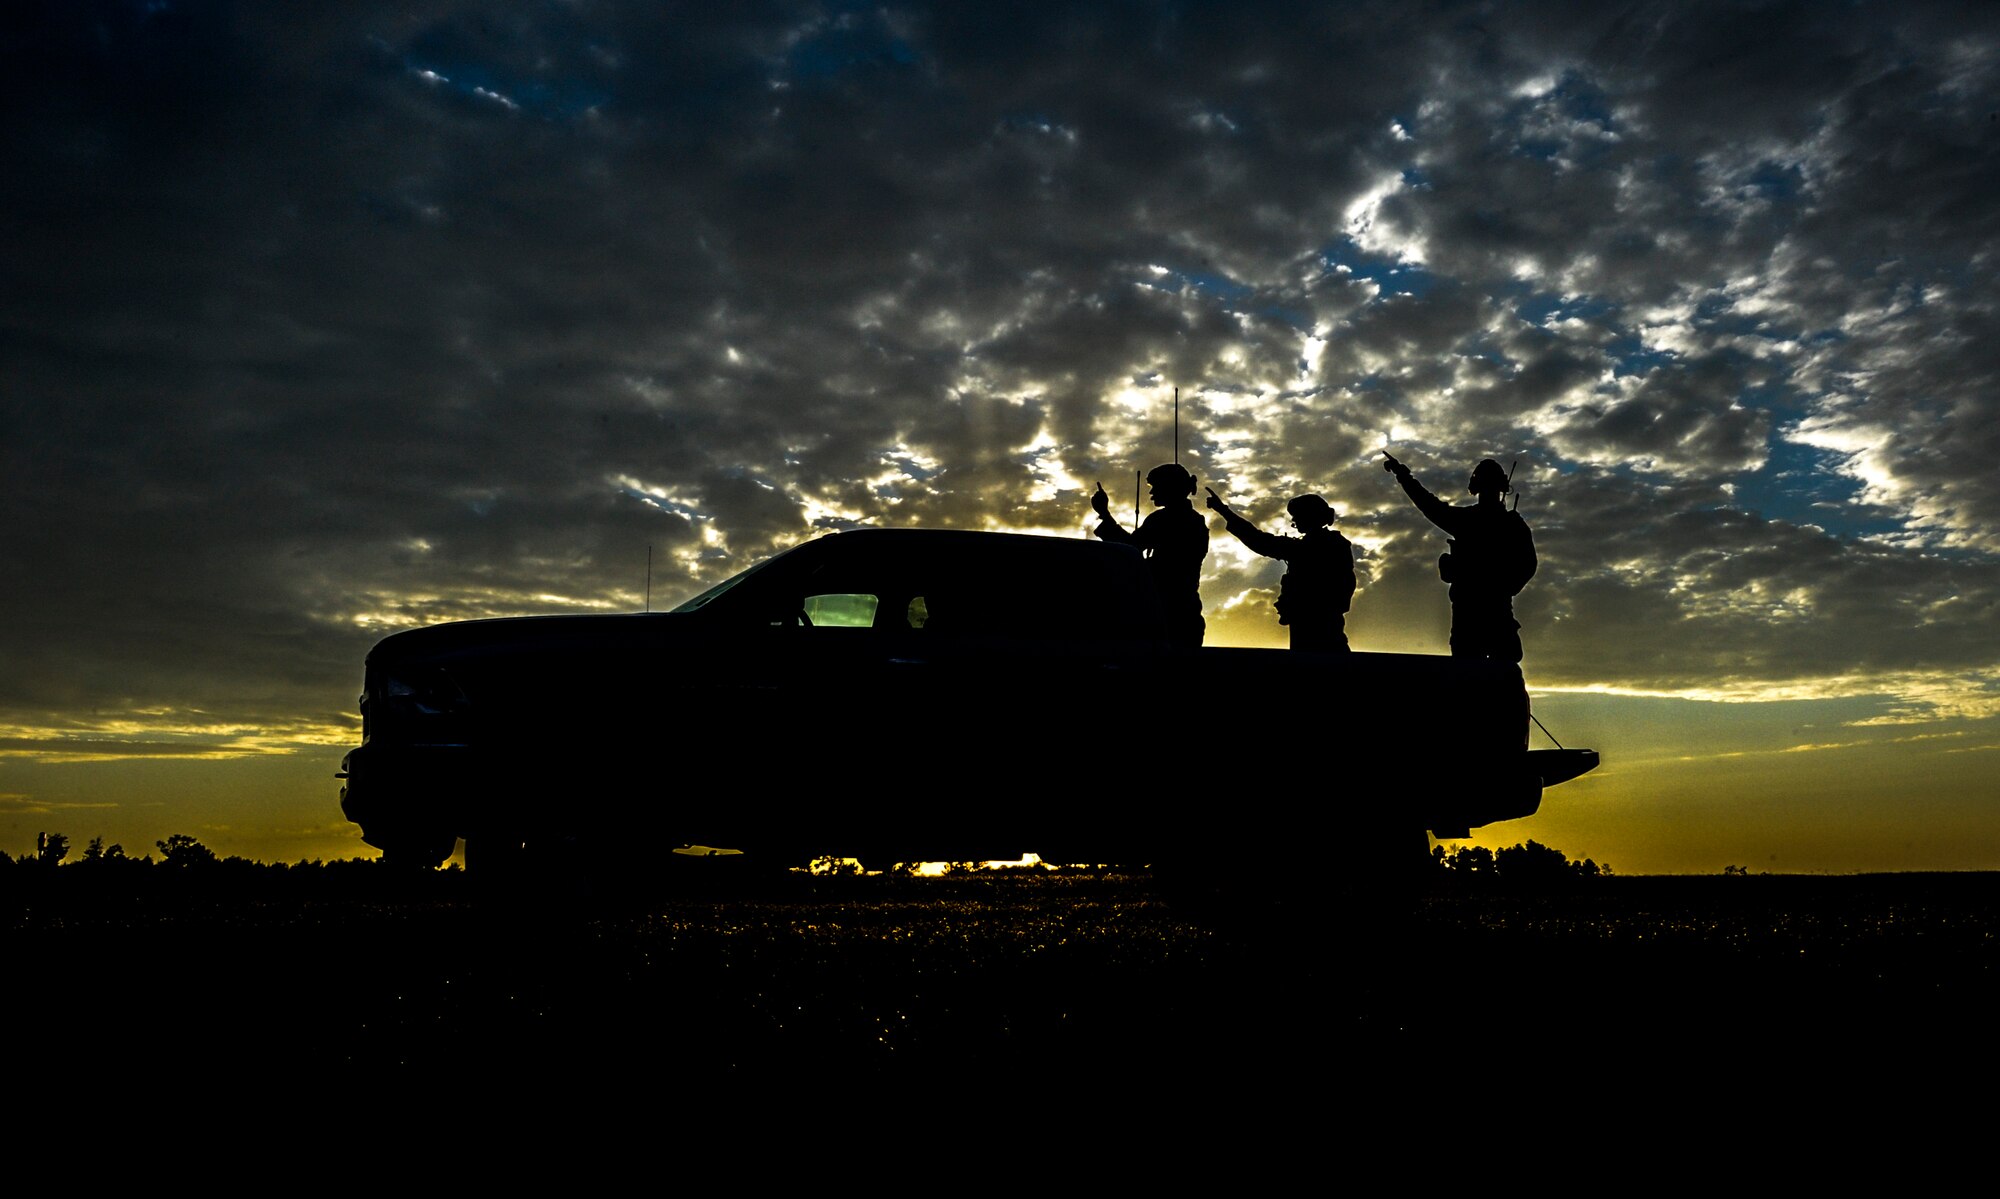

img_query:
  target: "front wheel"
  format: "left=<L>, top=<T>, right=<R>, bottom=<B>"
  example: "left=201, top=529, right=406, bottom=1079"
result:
left=461, top=830, right=528, bottom=877
left=370, top=825, right=457, bottom=872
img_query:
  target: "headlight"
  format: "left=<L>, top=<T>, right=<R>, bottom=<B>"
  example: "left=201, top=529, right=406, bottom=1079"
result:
left=379, top=666, right=471, bottom=722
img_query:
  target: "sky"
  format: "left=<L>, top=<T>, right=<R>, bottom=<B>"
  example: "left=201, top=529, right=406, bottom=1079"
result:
left=3, top=0, right=1997, bottom=873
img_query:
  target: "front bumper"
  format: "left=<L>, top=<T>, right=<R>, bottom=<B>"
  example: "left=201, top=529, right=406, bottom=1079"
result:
left=337, top=740, right=483, bottom=857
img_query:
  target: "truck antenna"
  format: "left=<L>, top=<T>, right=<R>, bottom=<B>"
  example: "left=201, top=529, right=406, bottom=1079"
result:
left=1134, top=469, right=1141, bottom=527
left=1508, top=459, right=1520, bottom=512
left=645, top=544, right=653, bottom=612
left=1173, top=386, right=1180, bottom=465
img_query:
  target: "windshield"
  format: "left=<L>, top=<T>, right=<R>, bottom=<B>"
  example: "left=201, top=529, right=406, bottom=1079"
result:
left=668, top=555, right=778, bottom=614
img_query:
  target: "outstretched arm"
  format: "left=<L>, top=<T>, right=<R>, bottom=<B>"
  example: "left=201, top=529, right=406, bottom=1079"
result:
left=1384, top=454, right=1454, bottom=529
left=1206, top=486, right=1291, bottom=558
left=1223, top=513, right=1289, bottom=559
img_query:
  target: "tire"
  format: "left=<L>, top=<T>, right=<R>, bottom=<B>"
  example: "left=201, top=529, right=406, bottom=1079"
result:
left=1157, top=828, right=1429, bottom=938
left=659, top=845, right=810, bottom=899
left=374, top=827, right=457, bottom=872
left=462, top=828, right=537, bottom=909
left=1151, top=855, right=1289, bottom=927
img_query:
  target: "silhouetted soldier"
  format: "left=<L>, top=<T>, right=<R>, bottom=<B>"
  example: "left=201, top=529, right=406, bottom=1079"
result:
left=1382, top=453, right=1537, bottom=662
left=1092, top=464, right=1208, bottom=647
left=1204, top=487, right=1355, bottom=651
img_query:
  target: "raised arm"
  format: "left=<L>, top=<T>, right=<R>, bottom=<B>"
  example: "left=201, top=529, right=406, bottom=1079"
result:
left=1383, top=454, right=1455, bottom=530
left=1205, top=486, right=1291, bottom=559
left=1092, top=481, right=1137, bottom=545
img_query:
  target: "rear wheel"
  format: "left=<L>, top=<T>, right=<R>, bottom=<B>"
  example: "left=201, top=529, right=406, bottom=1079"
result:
left=655, top=844, right=811, bottom=899
left=1156, top=826, right=1430, bottom=940
left=1152, top=855, right=1311, bottom=929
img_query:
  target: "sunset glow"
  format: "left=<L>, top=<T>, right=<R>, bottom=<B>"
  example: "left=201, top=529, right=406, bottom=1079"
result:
left=3, top=2, right=1997, bottom=873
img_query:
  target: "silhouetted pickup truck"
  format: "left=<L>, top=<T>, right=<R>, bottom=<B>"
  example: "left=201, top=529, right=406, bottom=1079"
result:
left=338, top=528, right=1596, bottom=876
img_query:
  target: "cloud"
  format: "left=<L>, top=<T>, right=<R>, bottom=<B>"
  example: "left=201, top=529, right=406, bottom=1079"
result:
left=2, top=0, right=1997, bottom=753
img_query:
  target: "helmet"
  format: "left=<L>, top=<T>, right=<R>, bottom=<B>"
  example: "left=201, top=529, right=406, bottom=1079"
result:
left=1287, top=494, right=1335, bottom=525
left=1146, top=463, right=1197, bottom=496
left=1469, top=459, right=1510, bottom=495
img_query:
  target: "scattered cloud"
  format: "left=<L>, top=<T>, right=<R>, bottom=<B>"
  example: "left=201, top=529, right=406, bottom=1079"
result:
left=2, top=1, right=1997, bottom=758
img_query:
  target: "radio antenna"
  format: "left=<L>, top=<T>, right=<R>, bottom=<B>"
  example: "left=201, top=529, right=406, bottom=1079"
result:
left=645, top=544, right=653, bottom=612
left=1508, top=459, right=1520, bottom=512
left=1134, top=470, right=1141, bottom=526
left=1173, top=386, right=1180, bottom=464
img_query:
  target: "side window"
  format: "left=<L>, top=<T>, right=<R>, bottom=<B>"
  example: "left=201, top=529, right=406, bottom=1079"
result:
left=905, top=596, right=929, bottom=629
left=802, top=593, right=879, bottom=628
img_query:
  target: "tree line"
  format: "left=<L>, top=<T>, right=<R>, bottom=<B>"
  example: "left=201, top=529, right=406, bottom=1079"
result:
left=9, top=830, right=286, bottom=872
left=0, top=831, right=419, bottom=900
left=1428, top=839, right=1613, bottom=884
left=5, top=830, right=1618, bottom=894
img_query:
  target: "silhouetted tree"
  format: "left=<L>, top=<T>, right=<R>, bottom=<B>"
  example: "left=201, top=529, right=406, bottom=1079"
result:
left=1434, top=841, right=1610, bottom=886
left=156, top=834, right=217, bottom=869
left=36, top=832, right=70, bottom=866
left=77, top=836, right=128, bottom=864
left=1494, top=840, right=1575, bottom=886
left=1451, top=845, right=1496, bottom=875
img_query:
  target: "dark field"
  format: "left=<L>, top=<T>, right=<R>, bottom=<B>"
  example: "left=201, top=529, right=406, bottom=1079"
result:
left=9, top=868, right=1996, bottom=1130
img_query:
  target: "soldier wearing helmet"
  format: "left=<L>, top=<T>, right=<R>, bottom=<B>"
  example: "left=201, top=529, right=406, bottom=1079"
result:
left=1204, top=487, right=1355, bottom=651
left=1382, top=453, right=1537, bottom=663
left=1091, top=463, right=1209, bottom=647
